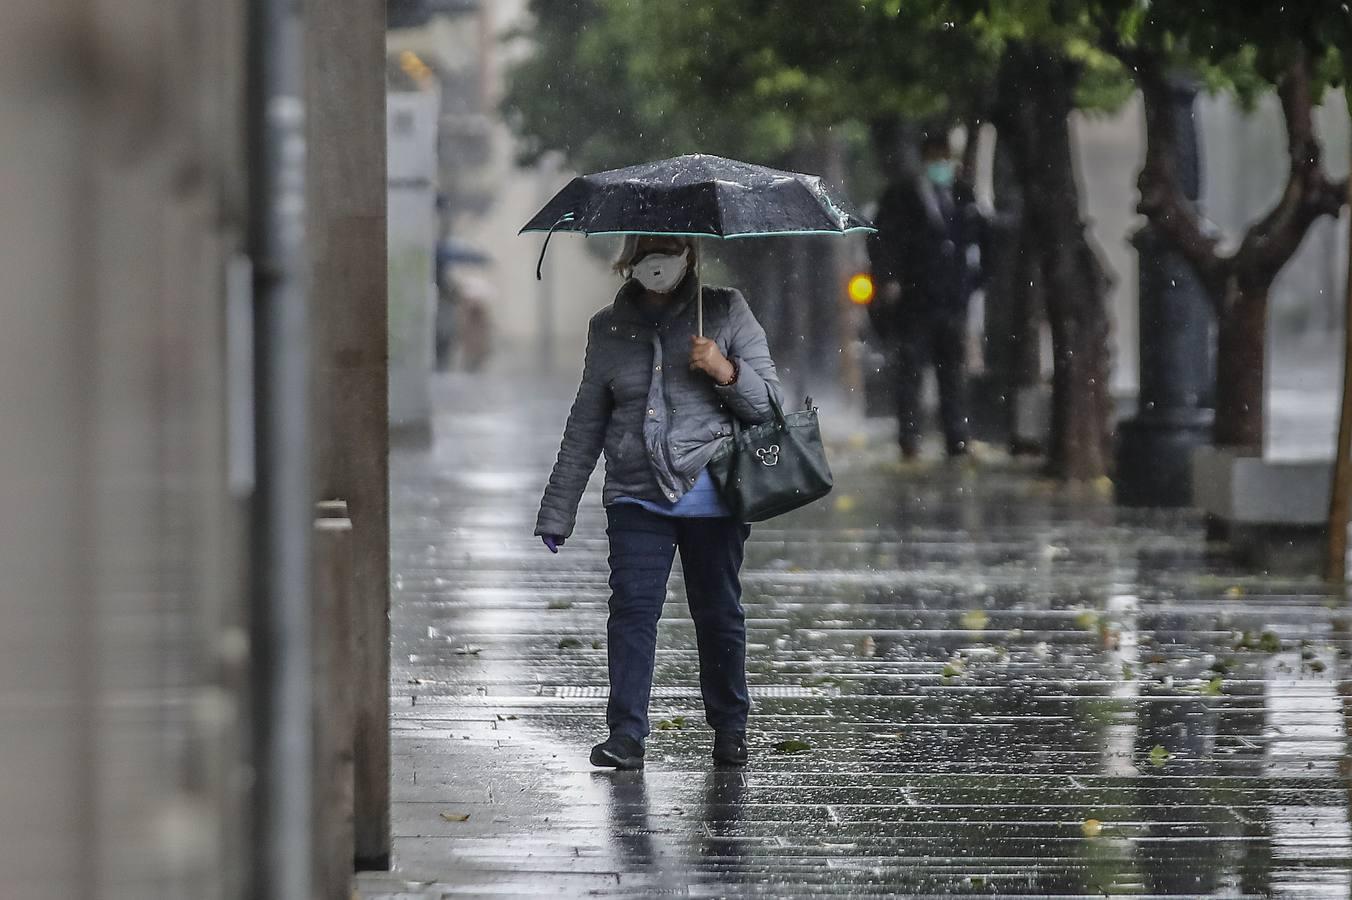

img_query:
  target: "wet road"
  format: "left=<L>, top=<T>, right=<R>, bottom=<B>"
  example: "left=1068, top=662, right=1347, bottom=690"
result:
left=360, top=372, right=1352, bottom=898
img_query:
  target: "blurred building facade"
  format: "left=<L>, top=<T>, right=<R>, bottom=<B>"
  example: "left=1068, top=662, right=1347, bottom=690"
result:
left=387, top=0, right=617, bottom=378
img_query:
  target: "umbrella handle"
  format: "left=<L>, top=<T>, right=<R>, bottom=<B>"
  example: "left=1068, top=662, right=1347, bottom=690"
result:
left=534, top=213, right=575, bottom=281
left=695, top=247, right=703, bottom=337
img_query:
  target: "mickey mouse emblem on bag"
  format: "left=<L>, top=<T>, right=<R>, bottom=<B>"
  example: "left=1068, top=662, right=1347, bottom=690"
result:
left=755, top=444, right=781, bottom=467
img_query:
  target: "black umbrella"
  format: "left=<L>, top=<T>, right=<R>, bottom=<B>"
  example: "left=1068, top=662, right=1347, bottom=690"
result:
left=521, top=154, right=874, bottom=332
left=522, top=153, right=873, bottom=238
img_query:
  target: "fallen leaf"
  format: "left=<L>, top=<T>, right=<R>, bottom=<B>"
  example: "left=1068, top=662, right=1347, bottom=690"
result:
left=439, top=812, right=470, bottom=823
left=1081, top=818, right=1103, bottom=838
left=557, top=637, right=584, bottom=649
left=1224, top=585, right=1245, bottom=599
left=1202, top=676, right=1223, bottom=697
left=547, top=599, right=573, bottom=610
left=1148, top=745, right=1171, bottom=767
left=833, top=495, right=857, bottom=513
left=453, top=646, right=483, bottom=656
left=959, top=610, right=990, bottom=631
left=941, top=662, right=964, bottom=679
left=1074, top=609, right=1100, bottom=631
left=773, top=739, right=812, bottom=754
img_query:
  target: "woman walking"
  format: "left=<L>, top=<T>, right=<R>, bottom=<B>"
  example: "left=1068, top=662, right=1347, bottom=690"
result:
left=535, top=234, right=782, bottom=770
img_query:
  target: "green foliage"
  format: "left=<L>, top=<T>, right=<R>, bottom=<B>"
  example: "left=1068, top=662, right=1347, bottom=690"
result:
left=502, top=0, right=1348, bottom=178
left=503, top=0, right=1005, bottom=173
left=1092, top=0, right=1350, bottom=102
left=500, top=0, right=683, bottom=170
left=772, top=738, right=813, bottom=754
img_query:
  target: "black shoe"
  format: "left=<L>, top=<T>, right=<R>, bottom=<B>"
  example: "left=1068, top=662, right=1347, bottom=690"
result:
left=712, top=731, right=748, bottom=767
left=590, top=735, right=645, bottom=770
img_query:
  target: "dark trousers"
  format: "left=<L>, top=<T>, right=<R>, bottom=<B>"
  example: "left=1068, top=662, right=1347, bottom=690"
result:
left=896, top=311, right=970, bottom=456
left=604, top=504, right=751, bottom=742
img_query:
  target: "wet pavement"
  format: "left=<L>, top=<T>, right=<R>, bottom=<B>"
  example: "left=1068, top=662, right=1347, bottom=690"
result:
left=359, top=372, right=1352, bottom=898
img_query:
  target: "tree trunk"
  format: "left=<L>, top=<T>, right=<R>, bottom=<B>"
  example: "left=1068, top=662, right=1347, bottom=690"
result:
left=1131, top=50, right=1347, bottom=456
left=1326, top=108, right=1352, bottom=579
left=984, top=133, right=1046, bottom=453
left=1213, top=277, right=1268, bottom=451
left=1043, top=226, right=1114, bottom=480
left=995, top=44, right=1114, bottom=480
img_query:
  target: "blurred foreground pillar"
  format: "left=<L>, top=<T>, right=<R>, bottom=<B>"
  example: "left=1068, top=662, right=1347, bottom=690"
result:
left=1116, top=76, right=1216, bottom=507
left=306, top=0, right=392, bottom=872
left=4, top=1, right=254, bottom=898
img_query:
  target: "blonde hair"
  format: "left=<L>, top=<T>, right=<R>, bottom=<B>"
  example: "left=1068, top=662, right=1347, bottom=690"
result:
left=611, top=234, right=698, bottom=275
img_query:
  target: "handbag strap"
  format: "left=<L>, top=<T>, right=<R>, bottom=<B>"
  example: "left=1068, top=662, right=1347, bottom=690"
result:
left=730, top=390, right=789, bottom=440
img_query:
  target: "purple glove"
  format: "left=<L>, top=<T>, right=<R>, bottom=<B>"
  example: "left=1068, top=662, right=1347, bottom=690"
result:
left=541, top=534, right=565, bottom=554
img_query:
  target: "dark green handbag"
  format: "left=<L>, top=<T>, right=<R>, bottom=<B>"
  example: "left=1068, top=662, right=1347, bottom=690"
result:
left=707, top=394, right=833, bottom=522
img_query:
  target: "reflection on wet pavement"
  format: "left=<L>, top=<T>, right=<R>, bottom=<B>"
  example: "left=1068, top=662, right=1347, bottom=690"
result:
left=360, top=373, right=1352, bottom=898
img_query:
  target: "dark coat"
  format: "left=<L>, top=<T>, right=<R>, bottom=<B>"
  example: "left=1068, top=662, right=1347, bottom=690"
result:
left=866, top=174, right=985, bottom=337
left=535, top=274, right=782, bottom=538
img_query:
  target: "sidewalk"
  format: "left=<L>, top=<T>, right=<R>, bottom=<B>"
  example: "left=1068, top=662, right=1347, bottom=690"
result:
left=360, top=372, right=1352, bottom=898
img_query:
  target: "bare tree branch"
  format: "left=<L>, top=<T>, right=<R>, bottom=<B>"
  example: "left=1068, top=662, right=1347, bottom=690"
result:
left=1237, top=50, right=1347, bottom=285
left=1132, top=52, right=1227, bottom=303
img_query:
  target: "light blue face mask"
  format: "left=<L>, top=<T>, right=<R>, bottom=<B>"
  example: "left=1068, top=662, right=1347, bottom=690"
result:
left=926, top=161, right=955, bottom=189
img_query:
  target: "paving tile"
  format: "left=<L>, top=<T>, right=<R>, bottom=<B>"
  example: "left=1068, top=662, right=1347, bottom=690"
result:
left=364, top=373, right=1352, bottom=898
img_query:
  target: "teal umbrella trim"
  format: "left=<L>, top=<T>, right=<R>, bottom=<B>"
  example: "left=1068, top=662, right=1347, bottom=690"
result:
left=519, top=226, right=877, bottom=238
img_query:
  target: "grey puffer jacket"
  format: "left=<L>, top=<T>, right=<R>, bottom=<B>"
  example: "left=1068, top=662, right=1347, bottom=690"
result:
left=535, top=274, right=782, bottom=538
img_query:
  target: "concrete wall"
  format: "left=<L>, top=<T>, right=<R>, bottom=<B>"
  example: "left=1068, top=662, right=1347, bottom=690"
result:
left=0, top=2, right=253, bottom=897
left=309, top=0, right=392, bottom=871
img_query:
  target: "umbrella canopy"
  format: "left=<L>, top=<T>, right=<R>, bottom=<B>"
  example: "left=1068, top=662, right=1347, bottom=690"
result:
left=520, top=154, right=873, bottom=239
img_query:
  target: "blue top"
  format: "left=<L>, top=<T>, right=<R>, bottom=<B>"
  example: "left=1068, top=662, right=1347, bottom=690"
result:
left=612, top=468, right=730, bottom=518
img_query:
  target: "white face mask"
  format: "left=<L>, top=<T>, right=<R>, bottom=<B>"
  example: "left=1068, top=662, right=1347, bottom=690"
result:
left=630, top=250, right=689, bottom=293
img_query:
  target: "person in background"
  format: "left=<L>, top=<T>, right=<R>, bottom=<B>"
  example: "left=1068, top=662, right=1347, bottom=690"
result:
left=534, top=234, right=782, bottom=771
left=867, top=131, right=985, bottom=460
